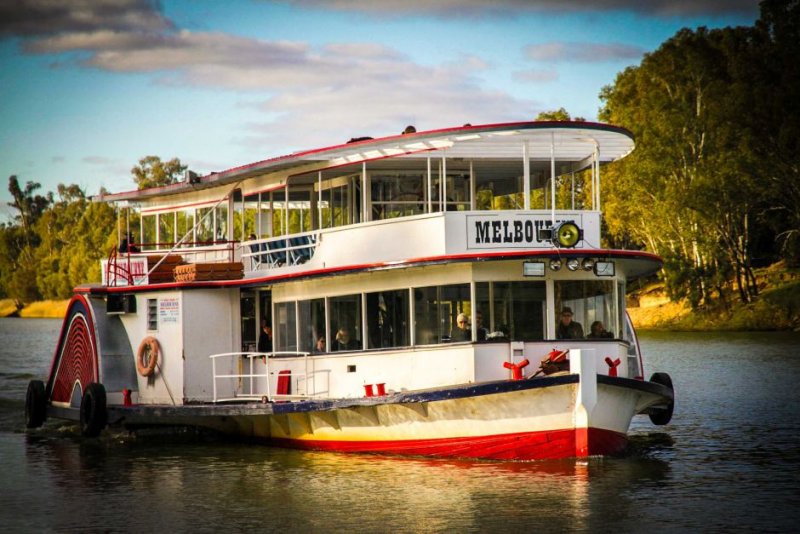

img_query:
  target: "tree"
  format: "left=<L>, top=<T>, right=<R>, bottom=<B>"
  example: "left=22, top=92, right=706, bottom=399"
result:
left=535, top=108, right=586, bottom=122
left=131, top=156, right=187, bottom=190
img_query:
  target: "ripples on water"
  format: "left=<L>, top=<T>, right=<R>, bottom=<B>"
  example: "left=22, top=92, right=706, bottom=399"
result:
left=1, top=319, right=798, bottom=532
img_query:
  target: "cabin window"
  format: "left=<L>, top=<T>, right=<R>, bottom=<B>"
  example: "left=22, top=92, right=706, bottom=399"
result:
left=141, top=214, right=156, bottom=250
left=366, top=290, right=409, bottom=349
left=158, top=212, right=175, bottom=249
left=329, top=294, right=362, bottom=351
left=298, top=298, right=325, bottom=353
left=196, top=207, right=214, bottom=244
left=475, top=281, right=546, bottom=341
left=215, top=205, right=228, bottom=243
left=275, top=301, right=297, bottom=352
left=176, top=209, right=194, bottom=246
left=413, top=283, right=470, bottom=344
left=370, top=173, right=425, bottom=220
left=554, top=280, right=617, bottom=339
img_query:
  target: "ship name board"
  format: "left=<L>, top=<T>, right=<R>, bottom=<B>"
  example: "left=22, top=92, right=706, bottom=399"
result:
left=466, top=214, right=583, bottom=249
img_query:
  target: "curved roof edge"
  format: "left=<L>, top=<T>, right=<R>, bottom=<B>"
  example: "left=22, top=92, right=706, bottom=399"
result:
left=95, top=120, right=634, bottom=204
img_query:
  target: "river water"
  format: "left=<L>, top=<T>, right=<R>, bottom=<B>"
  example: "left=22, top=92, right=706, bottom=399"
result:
left=0, top=318, right=798, bottom=532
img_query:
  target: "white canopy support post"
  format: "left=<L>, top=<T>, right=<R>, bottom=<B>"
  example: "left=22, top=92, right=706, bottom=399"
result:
left=523, top=140, right=531, bottom=210
left=550, top=133, right=556, bottom=224
left=442, top=154, right=447, bottom=211
left=361, top=162, right=368, bottom=222
left=317, top=171, right=323, bottom=229
left=595, top=144, right=601, bottom=212
left=426, top=157, right=432, bottom=213
left=470, top=160, right=476, bottom=210
left=284, top=183, right=289, bottom=236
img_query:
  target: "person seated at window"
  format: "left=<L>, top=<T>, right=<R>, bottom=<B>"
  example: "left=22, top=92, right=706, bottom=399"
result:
left=333, top=328, right=360, bottom=351
left=119, top=232, right=140, bottom=253
left=314, top=336, right=326, bottom=353
left=556, top=307, right=584, bottom=339
left=588, top=320, right=614, bottom=339
left=454, top=313, right=471, bottom=341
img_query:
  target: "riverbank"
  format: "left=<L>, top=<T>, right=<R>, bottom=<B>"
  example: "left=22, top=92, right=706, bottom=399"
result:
left=0, top=299, right=68, bottom=319
left=628, top=262, right=800, bottom=331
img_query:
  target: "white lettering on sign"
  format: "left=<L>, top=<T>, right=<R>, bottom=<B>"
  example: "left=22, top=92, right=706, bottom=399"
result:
left=466, top=213, right=584, bottom=249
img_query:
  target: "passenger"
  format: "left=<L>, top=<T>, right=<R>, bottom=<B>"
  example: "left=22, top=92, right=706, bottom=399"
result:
left=454, top=313, right=471, bottom=341
left=258, top=320, right=273, bottom=353
left=588, top=321, right=613, bottom=339
left=556, top=307, right=584, bottom=339
left=314, top=336, right=326, bottom=353
left=334, top=328, right=360, bottom=351
left=475, top=310, right=488, bottom=341
left=119, top=232, right=140, bottom=253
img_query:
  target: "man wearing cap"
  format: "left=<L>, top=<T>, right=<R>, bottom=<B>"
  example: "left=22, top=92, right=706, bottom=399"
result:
left=556, top=307, right=584, bottom=339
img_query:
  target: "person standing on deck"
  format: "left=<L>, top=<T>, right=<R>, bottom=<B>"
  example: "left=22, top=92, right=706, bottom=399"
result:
left=258, top=320, right=273, bottom=353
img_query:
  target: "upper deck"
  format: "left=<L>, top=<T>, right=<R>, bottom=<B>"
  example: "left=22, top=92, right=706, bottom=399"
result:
left=97, top=121, right=650, bottom=288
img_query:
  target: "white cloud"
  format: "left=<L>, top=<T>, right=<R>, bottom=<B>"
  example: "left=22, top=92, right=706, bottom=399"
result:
left=525, top=42, right=644, bottom=63
left=513, top=69, right=559, bottom=83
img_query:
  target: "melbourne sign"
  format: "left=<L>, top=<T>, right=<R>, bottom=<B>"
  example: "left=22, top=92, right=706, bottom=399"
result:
left=466, top=213, right=586, bottom=249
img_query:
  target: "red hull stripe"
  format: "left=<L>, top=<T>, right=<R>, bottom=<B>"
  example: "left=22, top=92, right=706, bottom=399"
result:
left=269, top=427, right=627, bottom=461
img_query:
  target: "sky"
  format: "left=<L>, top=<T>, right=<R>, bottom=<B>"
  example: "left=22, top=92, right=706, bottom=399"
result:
left=0, top=0, right=760, bottom=220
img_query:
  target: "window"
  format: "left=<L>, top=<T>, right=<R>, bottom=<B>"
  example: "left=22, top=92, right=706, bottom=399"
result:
left=196, top=207, right=214, bottom=244
left=298, top=299, right=325, bottom=353
left=475, top=281, right=545, bottom=341
left=413, top=284, right=470, bottom=344
left=141, top=215, right=156, bottom=251
left=147, top=298, right=158, bottom=331
left=366, top=290, right=409, bottom=349
left=176, top=209, right=194, bottom=246
left=158, top=212, right=175, bottom=249
left=215, top=205, right=228, bottom=242
left=275, top=301, right=297, bottom=352
left=329, top=294, right=362, bottom=351
left=554, top=280, right=617, bottom=340
left=371, top=173, right=425, bottom=220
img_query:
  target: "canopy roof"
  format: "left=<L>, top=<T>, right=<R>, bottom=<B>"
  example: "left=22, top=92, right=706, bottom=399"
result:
left=97, top=120, right=634, bottom=203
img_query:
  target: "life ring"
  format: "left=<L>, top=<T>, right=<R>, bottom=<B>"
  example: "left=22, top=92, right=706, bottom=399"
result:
left=136, top=336, right=160, bottom=377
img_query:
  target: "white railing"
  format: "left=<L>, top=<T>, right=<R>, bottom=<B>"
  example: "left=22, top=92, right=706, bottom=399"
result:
left=209, top=351, right=313, bottom=403
left=241, top=232, right=318, bottom=271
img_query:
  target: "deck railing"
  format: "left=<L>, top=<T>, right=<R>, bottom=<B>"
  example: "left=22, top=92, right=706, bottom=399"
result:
left=209, top=351, right=313, bottom=403
left=241, top=232, right=318, bottom=271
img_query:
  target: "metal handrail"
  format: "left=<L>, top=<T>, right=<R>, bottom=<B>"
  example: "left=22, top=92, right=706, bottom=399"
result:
left=209, top=351, right=313, bottom=403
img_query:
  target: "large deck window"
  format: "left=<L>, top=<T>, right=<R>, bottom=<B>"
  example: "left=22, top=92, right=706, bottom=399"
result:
left=329, top=295, right=362, bottom=351
left=298, top=298, right=325, bottom=353
left=476, top=281, right=546, bottom=341
left=413, top=284, right=471, bottom=345
left=275, top=301, right=297, bottom=352
left=366, top=290, right=409, bottom=349
left=554, top=280, right=617, bottom=339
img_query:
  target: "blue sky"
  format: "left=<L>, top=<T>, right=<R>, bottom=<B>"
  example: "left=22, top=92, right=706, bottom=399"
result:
left=0, top=0, right=759, bottom=220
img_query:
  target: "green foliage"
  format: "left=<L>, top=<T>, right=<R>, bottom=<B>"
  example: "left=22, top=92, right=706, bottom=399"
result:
left=1, top=178, right=117, bottom=302
left=599, top=3, right=799, bottom=307
left=131, top=156, right=187, bottom=190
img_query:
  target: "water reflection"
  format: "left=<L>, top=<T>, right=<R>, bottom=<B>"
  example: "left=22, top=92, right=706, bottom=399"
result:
left=20, top=428, right=670, bottom=533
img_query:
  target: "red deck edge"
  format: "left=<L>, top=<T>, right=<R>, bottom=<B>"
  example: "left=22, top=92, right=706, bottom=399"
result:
left=269, top=427, right=628, bottom=461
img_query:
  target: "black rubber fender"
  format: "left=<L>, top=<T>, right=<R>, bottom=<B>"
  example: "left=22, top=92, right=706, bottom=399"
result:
left=25, top=380, right=47, bottom=428
left=648, top=372, right=675, bottom=425
left=80, top=383, right=107, bottom=437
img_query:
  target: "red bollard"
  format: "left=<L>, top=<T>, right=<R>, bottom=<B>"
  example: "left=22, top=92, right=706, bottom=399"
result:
left=605, top=357, right=621, bottom=377
left=375, top=383, right=386, bottom=396
left=503, top=359, right=530, bottom=380
left=122, top=388, right=132, bottom=406
left=364, top=384, right=374, bottom=397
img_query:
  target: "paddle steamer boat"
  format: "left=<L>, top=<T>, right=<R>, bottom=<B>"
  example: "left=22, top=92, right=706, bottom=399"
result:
left=25, top=120, right=674, bottom=460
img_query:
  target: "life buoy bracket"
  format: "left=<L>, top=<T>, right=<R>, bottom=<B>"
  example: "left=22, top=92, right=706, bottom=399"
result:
left=136, top=336, right=160, bottom=377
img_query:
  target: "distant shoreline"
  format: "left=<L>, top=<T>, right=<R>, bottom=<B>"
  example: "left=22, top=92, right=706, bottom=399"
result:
left=0, top=300, right=69, bottom=319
